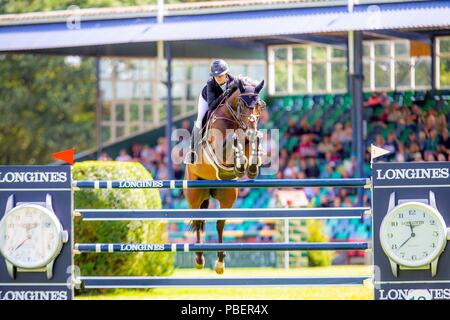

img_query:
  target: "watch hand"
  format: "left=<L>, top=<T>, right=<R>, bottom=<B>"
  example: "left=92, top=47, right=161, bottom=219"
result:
left=14, top=237, right=29, bottom=251
left=398, top=235, right=412, bottom=249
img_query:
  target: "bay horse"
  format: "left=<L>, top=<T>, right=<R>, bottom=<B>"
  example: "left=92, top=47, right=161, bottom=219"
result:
left=183, top=77, right=266, bottom=274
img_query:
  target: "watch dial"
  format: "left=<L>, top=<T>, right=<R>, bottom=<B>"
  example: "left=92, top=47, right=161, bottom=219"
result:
left=0, top=206, right=60, bottom=268
left=381, top=203, right=446, bottom=267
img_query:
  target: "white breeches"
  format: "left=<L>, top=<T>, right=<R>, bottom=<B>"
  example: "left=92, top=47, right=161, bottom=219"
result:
left=195, top=93, right=209, bottom=129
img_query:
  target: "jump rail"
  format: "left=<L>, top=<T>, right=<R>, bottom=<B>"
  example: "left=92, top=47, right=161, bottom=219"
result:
left=75, top=207, right=371, bottom=221
left=77, top=276, right=371, bottom=289
left=73, top=178, right=370, bottom=189
left=74, top=242, right=370, bottom=253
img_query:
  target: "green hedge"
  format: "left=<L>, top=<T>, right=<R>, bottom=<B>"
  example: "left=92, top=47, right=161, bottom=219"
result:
left=73, top=161, right=174, bottom=278
left=306, top=220, right=333, bottom=267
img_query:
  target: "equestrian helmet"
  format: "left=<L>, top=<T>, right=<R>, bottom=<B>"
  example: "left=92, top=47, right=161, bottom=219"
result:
left=209, top=59, right=229, bottom=77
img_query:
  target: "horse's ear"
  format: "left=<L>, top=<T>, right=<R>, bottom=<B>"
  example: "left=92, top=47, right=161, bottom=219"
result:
left=238, top=79, right=245, bottom=93
left=255, top=80, right=265, bottom=93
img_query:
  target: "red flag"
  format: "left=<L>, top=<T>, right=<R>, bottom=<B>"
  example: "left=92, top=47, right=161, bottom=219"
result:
left=52, top=148, right=75, bottom=165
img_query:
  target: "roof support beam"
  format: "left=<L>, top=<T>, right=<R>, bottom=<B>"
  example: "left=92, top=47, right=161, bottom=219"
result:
left=365, top=30, right=431, bottom=44
left=206, top=38, right=265, bottom=51
left=270, top=34, right=347, bottom=48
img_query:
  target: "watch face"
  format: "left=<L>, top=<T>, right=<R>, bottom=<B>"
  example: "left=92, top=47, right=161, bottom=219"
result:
left=0, top=204, right=62, bottom=269
left=380, top=202, right=447, bottom=268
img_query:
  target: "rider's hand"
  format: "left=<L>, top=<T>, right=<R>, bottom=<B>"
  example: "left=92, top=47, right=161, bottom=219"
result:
left=224, top=88, right=232, bottom=97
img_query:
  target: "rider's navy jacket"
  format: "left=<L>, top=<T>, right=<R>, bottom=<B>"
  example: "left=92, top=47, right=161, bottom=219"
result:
left=201, top=74, right=236, bottom=110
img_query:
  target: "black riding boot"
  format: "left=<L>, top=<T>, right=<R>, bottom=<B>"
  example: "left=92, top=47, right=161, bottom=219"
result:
left=187, top=126, right=201, bottom=164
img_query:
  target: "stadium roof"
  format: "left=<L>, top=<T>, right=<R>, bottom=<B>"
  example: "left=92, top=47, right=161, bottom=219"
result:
left=0, top=0, right=448, bottom=54
left=0, top=0, right=430, bottom=25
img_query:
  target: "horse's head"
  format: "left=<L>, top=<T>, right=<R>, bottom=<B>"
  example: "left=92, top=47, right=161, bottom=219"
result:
left=227, top=77, right=266, bottom=132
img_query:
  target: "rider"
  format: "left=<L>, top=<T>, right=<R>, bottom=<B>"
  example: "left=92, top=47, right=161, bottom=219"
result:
left=187, top=59, right=239, bottom=164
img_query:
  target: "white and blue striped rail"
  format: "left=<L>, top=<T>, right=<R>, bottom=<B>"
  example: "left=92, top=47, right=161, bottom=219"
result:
left=77, top=276, right=370, bottom=289
left=73, top=178, right=369, bottom=189
left=74, top=242, right=370, bottom=253
left=75, top=207, right=371, bottom=221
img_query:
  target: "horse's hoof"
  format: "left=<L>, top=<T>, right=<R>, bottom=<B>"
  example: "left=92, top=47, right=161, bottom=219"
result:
left=234, top=168, right=245, bottom=178
left=247, top=168, right=258, bottom=179
left=214, top=260, right=225, bottom=274
left=195, top=256, right=205, bottom=269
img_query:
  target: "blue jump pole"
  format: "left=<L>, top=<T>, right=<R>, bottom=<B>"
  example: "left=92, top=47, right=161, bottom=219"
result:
left=78, top=276, right=370, bottom=288
left=72, top=178, right=369, bottom=189
left=74, top=242, right=369, bottom=253
left=76, top=207, right=371, bottom=221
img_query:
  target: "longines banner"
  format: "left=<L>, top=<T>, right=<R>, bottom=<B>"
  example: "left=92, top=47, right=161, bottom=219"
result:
left=372, top=161, right=450, bottom=300
left=0, top=166, right=73, bottom=300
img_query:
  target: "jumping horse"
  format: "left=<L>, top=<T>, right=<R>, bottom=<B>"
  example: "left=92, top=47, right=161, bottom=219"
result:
left=183, top=77, right=266, bottom=274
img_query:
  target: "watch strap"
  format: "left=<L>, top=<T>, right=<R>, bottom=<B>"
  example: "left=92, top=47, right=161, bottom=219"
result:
left=17, top=201, right=46, bottom=206
left=398, top=198, right=429, bottom=205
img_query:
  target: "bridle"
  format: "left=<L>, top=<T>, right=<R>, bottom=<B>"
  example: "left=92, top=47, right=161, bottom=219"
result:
left=213, top=91, right=265, bottom=131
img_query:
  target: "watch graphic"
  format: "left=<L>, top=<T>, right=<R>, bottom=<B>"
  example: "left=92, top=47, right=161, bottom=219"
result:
left=380, top=191, right=450, bottom=277
left=0, top=194, right=68, bottom=279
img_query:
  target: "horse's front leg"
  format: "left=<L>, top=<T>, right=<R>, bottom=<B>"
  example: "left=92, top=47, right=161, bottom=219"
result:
left=232, top=131, right=246, bottom=178
left=246, top=129, right=262, bottom=179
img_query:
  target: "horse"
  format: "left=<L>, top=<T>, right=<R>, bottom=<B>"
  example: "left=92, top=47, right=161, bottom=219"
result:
left=183, top=77, right=266, bottom=274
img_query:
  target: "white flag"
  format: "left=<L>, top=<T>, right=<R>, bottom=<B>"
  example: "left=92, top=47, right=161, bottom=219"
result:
left=371, top=144, right=391, bottom=162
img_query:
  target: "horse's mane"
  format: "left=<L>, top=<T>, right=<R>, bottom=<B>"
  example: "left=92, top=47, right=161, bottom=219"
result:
left=237, top=75, right=258, bottom=88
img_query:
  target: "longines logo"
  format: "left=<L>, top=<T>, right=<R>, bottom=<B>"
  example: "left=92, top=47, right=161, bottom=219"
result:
left=119, top=180, right=164, bottom=188
left=120, top=244, right=164, bottom=251
left=0, top=171, right=68, bottom=183
left=378, top=289, right=450, bottom=300
left=376, top=168, right=450, bottom=180
left=0, top=290, right=68, bottom=300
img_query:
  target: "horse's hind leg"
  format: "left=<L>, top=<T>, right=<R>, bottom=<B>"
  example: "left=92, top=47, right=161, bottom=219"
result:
left=213, top=188, right=238, bottom=275
left=215, top=219, right=226, bottom=274
left=193, top=200, right=208, bottom=269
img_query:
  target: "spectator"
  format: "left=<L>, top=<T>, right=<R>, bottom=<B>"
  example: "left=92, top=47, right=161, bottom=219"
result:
left=395, top=144, right=407, bottom=162
left=298, top=118, right=312, bottom=136
left=437, top=153, right=447, bottom=161
left=418, top=131, right=427, bottom=151
left=317, top=135, right=334, bottom=159
left=116, top=149, right=132, bottom=162
left=305, top=157, right=320, bottom=178
left=97, top=152, right=111, bottom=161
left=387, top=103, right=402, bottom=124
left=131, top=143, right=142, bottom=159
left=311, top=119, right=323, bottom=141
left=424, top=129, right=439, bottom=152
left=438, top=129, right=450, bottom=154
left=285, top=118, right=300, bottom=137
left=384, top=131, right=399, bottom=159
left=283, top=159, right=299, bottom=179
left=320, top=162, right=335, bottom=179
left=297, top=134, right=317, bottom=158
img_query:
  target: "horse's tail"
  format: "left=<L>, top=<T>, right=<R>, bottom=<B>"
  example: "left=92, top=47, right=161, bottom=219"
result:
left=189, top=199, right=209, bottom=233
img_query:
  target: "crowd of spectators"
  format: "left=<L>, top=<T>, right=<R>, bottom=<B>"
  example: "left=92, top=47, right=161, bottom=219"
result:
left=96, top=92, right=450, bottom=209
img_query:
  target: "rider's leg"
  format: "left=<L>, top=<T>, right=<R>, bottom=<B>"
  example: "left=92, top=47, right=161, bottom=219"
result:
left=188, top=94, right=208, bottom=164
left=195, top=94, right=209, bottom=129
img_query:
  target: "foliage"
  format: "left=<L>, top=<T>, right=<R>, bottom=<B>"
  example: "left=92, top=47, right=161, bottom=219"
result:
left=0, top=54, right=96, bottom=164
left=0, top=0, right=224, bottom=165
left=73, top=161, right=174, bottom=281
left=306, top=219, right=334, bottom=267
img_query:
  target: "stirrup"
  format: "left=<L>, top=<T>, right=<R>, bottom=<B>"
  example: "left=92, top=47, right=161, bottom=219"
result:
left=184, top=150, right=199, bottom=165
